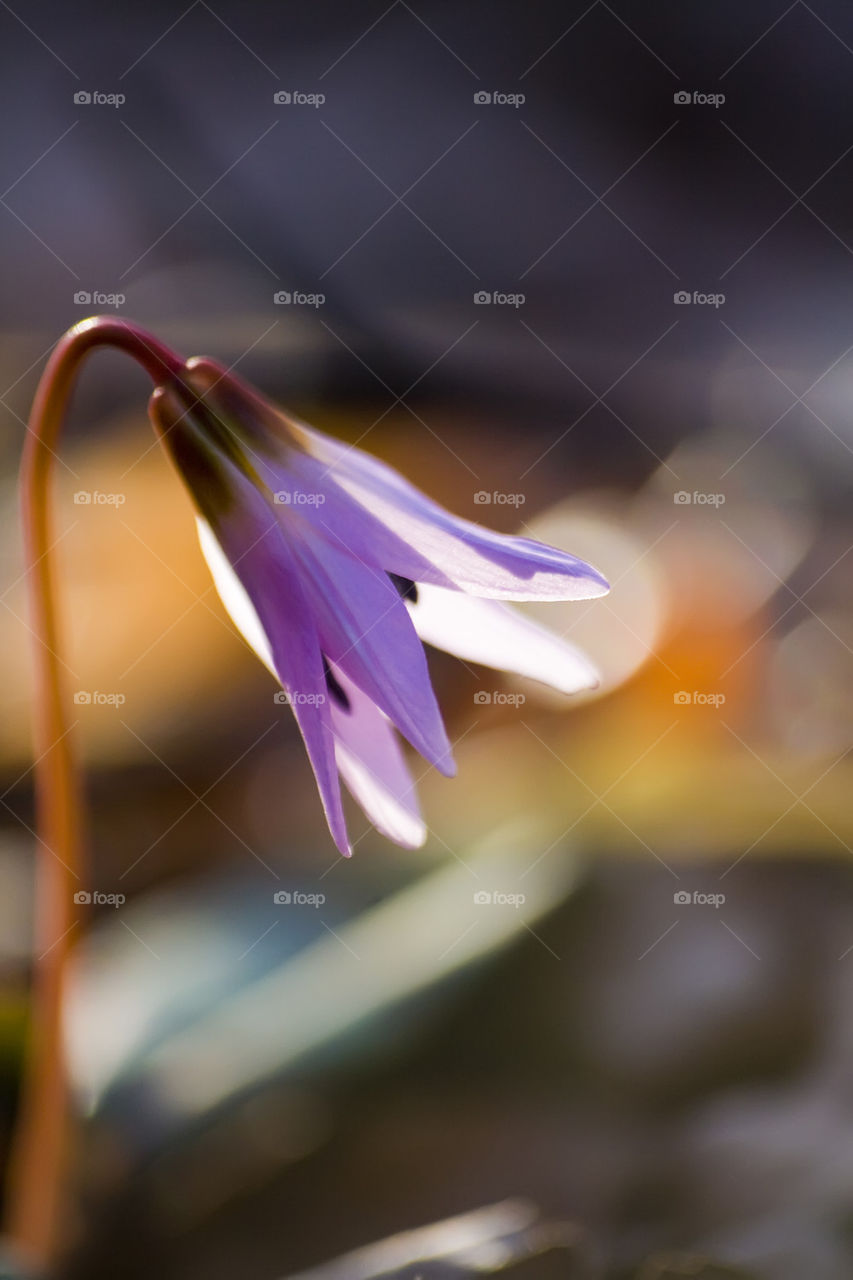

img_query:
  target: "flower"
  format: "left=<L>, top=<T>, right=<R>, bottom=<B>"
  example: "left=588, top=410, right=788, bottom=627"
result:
left=148, top=358, right=609, bottom=855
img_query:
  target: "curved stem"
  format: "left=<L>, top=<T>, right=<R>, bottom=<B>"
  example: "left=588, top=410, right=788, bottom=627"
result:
left=7, top=319, right=186, bottom=1269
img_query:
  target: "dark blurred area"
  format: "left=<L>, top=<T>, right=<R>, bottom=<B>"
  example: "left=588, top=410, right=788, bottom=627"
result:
left=2, top=2, right=853, bottom=1278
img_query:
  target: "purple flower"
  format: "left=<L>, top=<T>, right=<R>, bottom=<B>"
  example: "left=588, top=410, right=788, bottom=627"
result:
left=148, top=358, right=609, bottom=855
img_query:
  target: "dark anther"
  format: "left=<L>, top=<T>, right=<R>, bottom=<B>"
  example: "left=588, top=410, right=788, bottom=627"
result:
left=388, top=572, right=418, bottom=604
left=322, top=656, right=351, bottom=712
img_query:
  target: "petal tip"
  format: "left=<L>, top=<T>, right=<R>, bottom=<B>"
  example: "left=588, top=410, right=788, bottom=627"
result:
left=556, top=661, right=602, bottom=696
left=395, top=822, right=428, bottom=850
left=437, top=755, right=457, bottom=779
left=569, top=565, right=609, bottom=599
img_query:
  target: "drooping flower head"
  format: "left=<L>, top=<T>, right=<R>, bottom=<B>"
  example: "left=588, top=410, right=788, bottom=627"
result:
left=148, top=359, right=609, bottom=855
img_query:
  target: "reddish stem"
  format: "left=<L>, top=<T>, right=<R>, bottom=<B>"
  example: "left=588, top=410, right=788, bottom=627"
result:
left=8, top=318, right=186, bottom=1269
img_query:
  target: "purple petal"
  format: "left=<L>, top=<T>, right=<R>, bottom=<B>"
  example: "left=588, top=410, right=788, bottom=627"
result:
left=288, top=530, right=455, bottom=777
left=290, top=426, right=610, bottom=601
left=175, top=358, right=609, bottom=602
left=151, top=387, right=352, bottom=856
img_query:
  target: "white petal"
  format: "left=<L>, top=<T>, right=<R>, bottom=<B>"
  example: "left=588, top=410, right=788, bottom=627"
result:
left=335, top=742, right=427, bottom=849
left=329, top=666, right=427, bottom=850
left=408, top=583, right=599, bottom=695
left=196, top=517, right=275, bottom=677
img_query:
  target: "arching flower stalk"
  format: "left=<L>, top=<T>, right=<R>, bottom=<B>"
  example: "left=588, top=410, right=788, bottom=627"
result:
left=11, top=317, right=608, bottom=1266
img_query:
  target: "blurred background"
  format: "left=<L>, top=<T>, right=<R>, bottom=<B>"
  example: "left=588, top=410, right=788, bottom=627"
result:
left=1, top=2, right=853, bottom=1277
